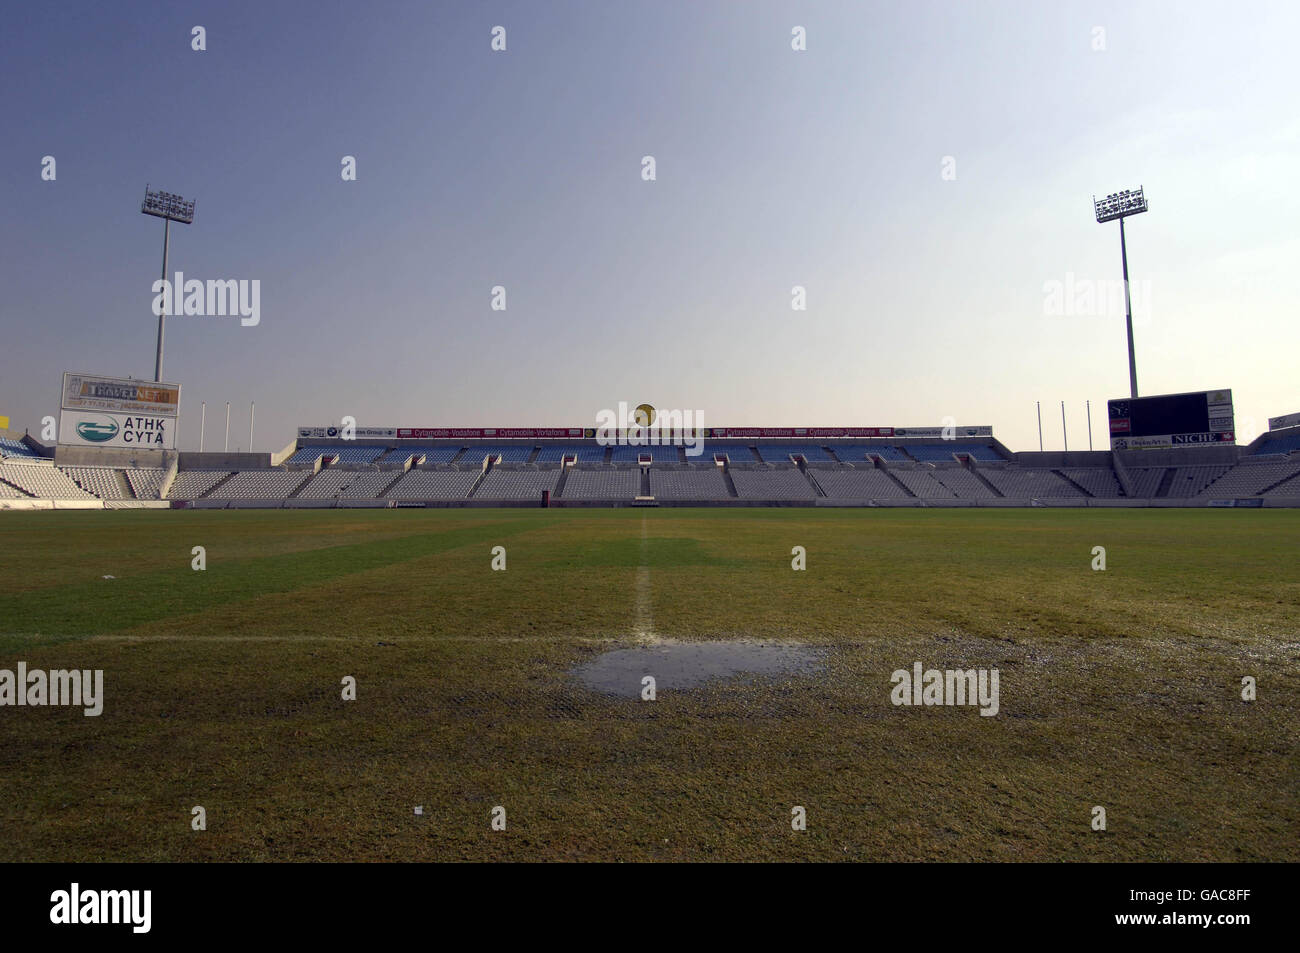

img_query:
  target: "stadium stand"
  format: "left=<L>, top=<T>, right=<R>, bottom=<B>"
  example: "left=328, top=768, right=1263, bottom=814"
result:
left=1164, top=466, right=1232, bottom=498
left=1201, top=459, right=1300, bottom=498
left=979, top=468, right=1083, bottom=499
left=610, top=445, right=681, bottom=463
left=294, top=470, right=356, bottom=499
left=286, top=445, right=386, bottom=466
left=385, top=469, right=478, bottom=500
left=0, top=437, right=42, bottom=460
left=755, top=445, right=833, bottom=463
left=0, top=480, right=30, bottom=499
left=0, top=463, right=97, bottom=499
left=206, top=471, right=309, bottom=499
left=339, top=472, right=401, bottom=498
left=126, top=468, right=165, bottom=499
left=61, top=466, right=133, bottom=499
left=462, top=446, right=534, bottom=464
left=536, top=446, right=607, bottom=464
left=932, top=468, right=999, bottom=499
left=891, top=469, right=956, bottom=498
left=1059, top=468, right=1123, bottom=498
left=1252, top=432, right=1300, bottom=456
left=699, top=445, right=756, bottom=463
left=474, top=469, right=560, bottom=499
left=167, top=471, right=233, bottom=499
left=560, top=469, right=640, bottom=499
left=831, top=445, right=908, bottom=463
left=813, top=468, right=912, bottom=499
left=1125, top=467, right=1166, bottom=499
left=381, top=446, right=461, bottom=464
left=649, top=468, right=730, bottom=500
left=908, top=444, right=1002, bottom=463
left=730, top=469, right=818, bottom=500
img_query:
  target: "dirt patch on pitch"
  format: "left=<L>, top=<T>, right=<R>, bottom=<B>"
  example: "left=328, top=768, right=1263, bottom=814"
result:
left=574, top=640, right=827, bottom=696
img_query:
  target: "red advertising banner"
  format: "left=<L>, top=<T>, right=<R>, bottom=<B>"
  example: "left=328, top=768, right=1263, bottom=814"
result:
left=709, top=427, right=895, bottom=438
left=395, top=427, right=585, bottom=439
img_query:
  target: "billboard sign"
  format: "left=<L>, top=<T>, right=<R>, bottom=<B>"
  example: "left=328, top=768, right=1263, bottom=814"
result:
left=60, top=373, right=179, bottom=449
left=62, top=373, right=180, bottom=417
left=58, top=410, right=175, bottom=449
left=1108, top=390, right=1234, bottom=450
left=1268, top=412, right=1300, bottom=431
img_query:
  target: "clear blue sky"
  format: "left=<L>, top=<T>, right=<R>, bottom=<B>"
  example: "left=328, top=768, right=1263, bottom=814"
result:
left=3, top=0, right=1297, bottom=452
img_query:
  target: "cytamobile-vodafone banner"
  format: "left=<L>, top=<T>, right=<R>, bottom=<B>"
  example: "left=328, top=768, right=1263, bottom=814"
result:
left=60, top=373, right=180, bottom=450
left=393, top=428, right=585, bottom=439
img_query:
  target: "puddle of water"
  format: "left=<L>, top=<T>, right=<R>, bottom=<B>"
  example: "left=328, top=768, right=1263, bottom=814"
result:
left=575, top=641, right=827, bottom=695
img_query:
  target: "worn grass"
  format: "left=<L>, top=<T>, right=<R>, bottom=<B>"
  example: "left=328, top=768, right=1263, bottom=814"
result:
left=0, top=508, right=1295, bottom=861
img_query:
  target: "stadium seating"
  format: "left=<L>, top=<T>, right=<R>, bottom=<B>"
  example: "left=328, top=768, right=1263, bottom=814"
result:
left=831, top=445, right=908, bottom=462
left=206, top=471, right=310, bottom=499
left=473, top=469, right=560, bottom=499
left=61, top=466, right=133, bottom=499
left=1164, top=466, right=1232, bottom=498
left=1252, top=432, right=1300, bottom=456
left=932, top=468, right=999, bottom=499
left=339, top=472, right=401, bottom=498
left=560, top=469, right=639, bottom=499
left=462, top=446, right=533, bottom=464
left=0, top=463, right=96, bottom=499
left=1201, top=460, right=1300, bottom=498
left=0, top=437, right=42, bottom=460
left=649, top=468, right=730, bottom=500
left=813, top=468, right=911, bottom=499
left=385, top=469, right=478, bottom=500
left=1059, top=468, right=1122, bottom=498
left=0, top=480, right=30, bottom=499
left=730, top=469, right=817, bottom=500
left=1124, top=468, right=1166, bottom=499
left=536, top=446, right=607, bottom=464
left=609, top=445, right=681, bottom=463
left=890, top=469, right=956, bottom=498
left=755, top=445, right=833, bottom=463
left=382, top=446, right=461, bottom=464
left=167, top=471, right=233, bottom=499
left=907, top=443, right=1002, bottom=463
left=286, top=446, right=386, bottom=466
left=294, top=470, right=355, bottom=499
left=698, top=445, right=755, bottom=463
left=979, top=468, right=1082, bottom=499
left=126, top=468, right=165, bottom=499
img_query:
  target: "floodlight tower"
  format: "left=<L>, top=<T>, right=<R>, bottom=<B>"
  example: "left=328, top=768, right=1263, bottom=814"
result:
left=141, top=186, right=196, bottom=382
left=1093, top=186, right=1148, bottom=398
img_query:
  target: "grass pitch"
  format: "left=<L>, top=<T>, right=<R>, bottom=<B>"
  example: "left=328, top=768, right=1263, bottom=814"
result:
left=1, top=508, right=1296, bottom=862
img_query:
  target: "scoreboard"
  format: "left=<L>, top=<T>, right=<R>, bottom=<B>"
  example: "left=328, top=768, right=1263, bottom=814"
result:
left=1108, top=389, right=1234, bottom=451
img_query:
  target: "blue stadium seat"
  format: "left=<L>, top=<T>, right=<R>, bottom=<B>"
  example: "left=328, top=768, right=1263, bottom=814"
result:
left=755, top=445, right=833, bottom=462
left=0, top=437, right=42, bottom=459
left=463, top=445, right=533, bottom=463
left=609, top=445, right=680, bottom=462
left=384, top=446, right=461, bottom=464
left=832, top=445, right=907, bottom=462
left=287, top=445, right=385, bottom=465
left=905, top=443, right=1002, bottom=462
left=535, top=445, right=607, bottom=463
left=1253, top=433, right=1300, bottom=455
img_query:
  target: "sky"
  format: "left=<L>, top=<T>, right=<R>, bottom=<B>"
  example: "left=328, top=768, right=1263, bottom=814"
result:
left=2, top=0, right=1297, bottom=453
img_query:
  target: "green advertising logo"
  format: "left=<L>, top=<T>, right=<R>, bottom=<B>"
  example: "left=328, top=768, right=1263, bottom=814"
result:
left=76, top=418, right=119, bottom=442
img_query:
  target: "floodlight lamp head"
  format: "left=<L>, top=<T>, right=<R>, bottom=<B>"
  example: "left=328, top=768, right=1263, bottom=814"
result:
left=1094, top=185, right=1148, bottom=223
left=141, top=185, right=196, bottom=224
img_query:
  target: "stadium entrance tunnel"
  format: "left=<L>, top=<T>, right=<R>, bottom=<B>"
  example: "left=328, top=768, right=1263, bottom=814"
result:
left=574, top=641, right=827, bottom=696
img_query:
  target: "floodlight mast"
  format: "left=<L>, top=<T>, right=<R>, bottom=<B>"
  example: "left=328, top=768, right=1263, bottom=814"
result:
left=1093, top=187, right=1148, bottom=398
left=141, top=186, right=196, bottom=382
